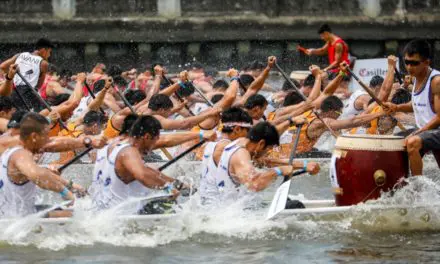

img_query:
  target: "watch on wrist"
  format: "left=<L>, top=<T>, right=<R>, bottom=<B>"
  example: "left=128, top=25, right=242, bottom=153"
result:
left=83, top=137, right=92, bottom=148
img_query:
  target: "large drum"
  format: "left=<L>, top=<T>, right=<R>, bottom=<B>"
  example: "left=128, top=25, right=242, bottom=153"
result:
left=330, top=134, right=409, bottom=206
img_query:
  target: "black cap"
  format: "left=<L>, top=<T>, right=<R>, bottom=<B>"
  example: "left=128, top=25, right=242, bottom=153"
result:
left=7, top=110, right=27, bottom=129
left=36, top=38, right=55, bottom=50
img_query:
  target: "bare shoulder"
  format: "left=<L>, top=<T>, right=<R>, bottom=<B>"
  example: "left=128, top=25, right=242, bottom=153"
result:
left=431, top=75, right=440, bottom=94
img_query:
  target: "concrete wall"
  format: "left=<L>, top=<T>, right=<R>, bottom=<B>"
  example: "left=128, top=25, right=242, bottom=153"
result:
left=1, top=0, right=440, bottom=73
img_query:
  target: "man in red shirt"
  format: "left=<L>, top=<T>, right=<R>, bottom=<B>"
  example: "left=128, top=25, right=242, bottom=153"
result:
left=301, top=24, right=350, bottom=73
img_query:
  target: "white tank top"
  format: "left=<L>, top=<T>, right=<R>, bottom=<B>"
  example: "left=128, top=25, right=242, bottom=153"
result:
left=13, top=52, right=42, bottom=88
left=412, top=69, right=440, bottom=129
left=340, top=89, right=368, bottom=119
left=93, top=143, right=132, bottom=210
left=93, top=143, right=150, bottom=211
left=0, top=147, right=37, bottom=217
left=88, top=144, right=109, bottom=200
left=215, top=140, right=243, bottom=203
left=71, top=95, right=92, bottom=121
left=200, top=139, right=230, bottom=205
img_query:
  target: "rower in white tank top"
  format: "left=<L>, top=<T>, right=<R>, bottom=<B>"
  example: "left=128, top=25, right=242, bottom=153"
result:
left=412, top=68, right=440, bottom=128
left=215, top=140, right=244, bottom=203
left=200, top=139, right=230, bottom=205
left=13, top=52, right=42, bottom=88
left=93, top=143, right=149, bottom=212
left=0, top=147, right=38, bottom=217
left=339, top=89, right=368, bottom=119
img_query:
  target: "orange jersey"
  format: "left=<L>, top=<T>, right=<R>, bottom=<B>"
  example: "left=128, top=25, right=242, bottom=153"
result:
left=103, top=117, right=120, bottom=139
left=350, top=105, right=381, bottom=135
left=268, top=110, right=317, bottom=159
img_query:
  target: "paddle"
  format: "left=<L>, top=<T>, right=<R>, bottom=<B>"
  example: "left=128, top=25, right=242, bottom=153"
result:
left=283, top=125, right=303, bottom=183
left=274, top=62, right=339, bottom=138
left=266, top=179, right=291, bottom=220
left=158, top=140, right=205, bottom=171
left=113, top=84, right=173, bottom=161
left=346, top=67, right=407, bottom=132
left=194, top=85, right=214, bottom=107
left=83, top=81, right=106, bottom=115
left=16, top=71, right=71, bottom=132
left=58, top=147, right=93, bottom=173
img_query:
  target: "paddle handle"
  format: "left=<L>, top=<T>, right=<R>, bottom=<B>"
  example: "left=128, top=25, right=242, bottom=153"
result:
left=395, top=68, right=403, bottom=85
left=158, top=140, right=205, bottom=171
left=58, top=147, right=93, bottom=173
left=16, top=71, right=70, bottom=132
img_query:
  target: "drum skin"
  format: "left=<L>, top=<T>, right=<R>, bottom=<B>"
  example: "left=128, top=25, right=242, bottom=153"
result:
left=333, top=136, right=409, bottom=206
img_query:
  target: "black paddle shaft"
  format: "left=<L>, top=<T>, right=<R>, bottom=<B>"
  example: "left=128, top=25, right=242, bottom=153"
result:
left=158, top=140, right=205, bottom=171
left=83, top=82, right=106, bottom=115
left=58, top=147, right=93, bottom=173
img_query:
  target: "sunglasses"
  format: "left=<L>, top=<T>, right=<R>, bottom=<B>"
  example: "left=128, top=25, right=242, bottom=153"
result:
left=404, top=59, right=422, bottom=66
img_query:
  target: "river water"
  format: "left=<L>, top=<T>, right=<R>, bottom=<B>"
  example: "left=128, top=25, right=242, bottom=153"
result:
left=0, top=156, right=439, bottom=264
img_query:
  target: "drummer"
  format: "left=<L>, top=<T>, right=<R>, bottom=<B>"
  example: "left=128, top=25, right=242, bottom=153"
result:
left=384, top=39, right=440, bottom=176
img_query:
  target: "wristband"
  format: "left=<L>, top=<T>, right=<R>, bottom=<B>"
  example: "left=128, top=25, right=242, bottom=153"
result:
left=338, top=70, right=347, bottom=77
left=231, top=77, right=240, bottom=82
left=178, top=80, right=186, bottom=89
left=45, top=116, right=52, bottom=125
left=59, top=187, right=69, bottom=198
left=274, top=167, right=283, bottom=177
left=164, top=183, right=174, bottom=194
left=199, top=130, right=204, bottom=141
left=303, top=160, right=308, bottom=171
left=5, top=75, right=12, bottom=81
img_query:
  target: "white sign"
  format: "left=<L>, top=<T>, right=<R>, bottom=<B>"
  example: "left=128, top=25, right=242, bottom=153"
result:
left=349, top=58, right=400, bottom=92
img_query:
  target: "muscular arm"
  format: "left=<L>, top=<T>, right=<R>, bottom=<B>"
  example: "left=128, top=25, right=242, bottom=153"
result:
left=13, top=150, right=67, bottom=192
left=327, top=112, right=384, bottom=131
left=153, top=132, right=201, bottom=148
left=377, top=64, right=396, bottom=103
left=36, top=61, right=49, bottom=89
left=41, top=136, right=86, bottom=152
left=229, top=149, right=292, bottom=192
left=0, top=54, right=18, bottom=72
left=236, top=66, right=271, bottom=106
left=310, top=42, right=329, bottom=56
left=119, top=147, right=173, bottom=189
left=156, top=109, right=217, bottom=130
left=312, top=73, right=343, bottom=108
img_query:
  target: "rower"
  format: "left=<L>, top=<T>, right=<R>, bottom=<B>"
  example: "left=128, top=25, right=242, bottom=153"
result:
left=301, top=24, right=350, bottom=73
left=0, top=97, right=16, bottom=133
left=0, top=38, right=55, bottom=112
left=339, top=76, right=383, bottom=120
left=244, top=94, right=268, bottom=123
left=384, top=39, right=440, bottom=176
left=0, top=113, right=84, bottom=218
left=92, top=115, right=208, bottom=212
left=214, top=122, right=320, bottom=205
left=200, top=107, right=253, bottom=206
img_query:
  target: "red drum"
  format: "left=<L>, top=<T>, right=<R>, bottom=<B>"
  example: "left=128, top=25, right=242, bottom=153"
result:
left=330, top=134, right=409, bottom=206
